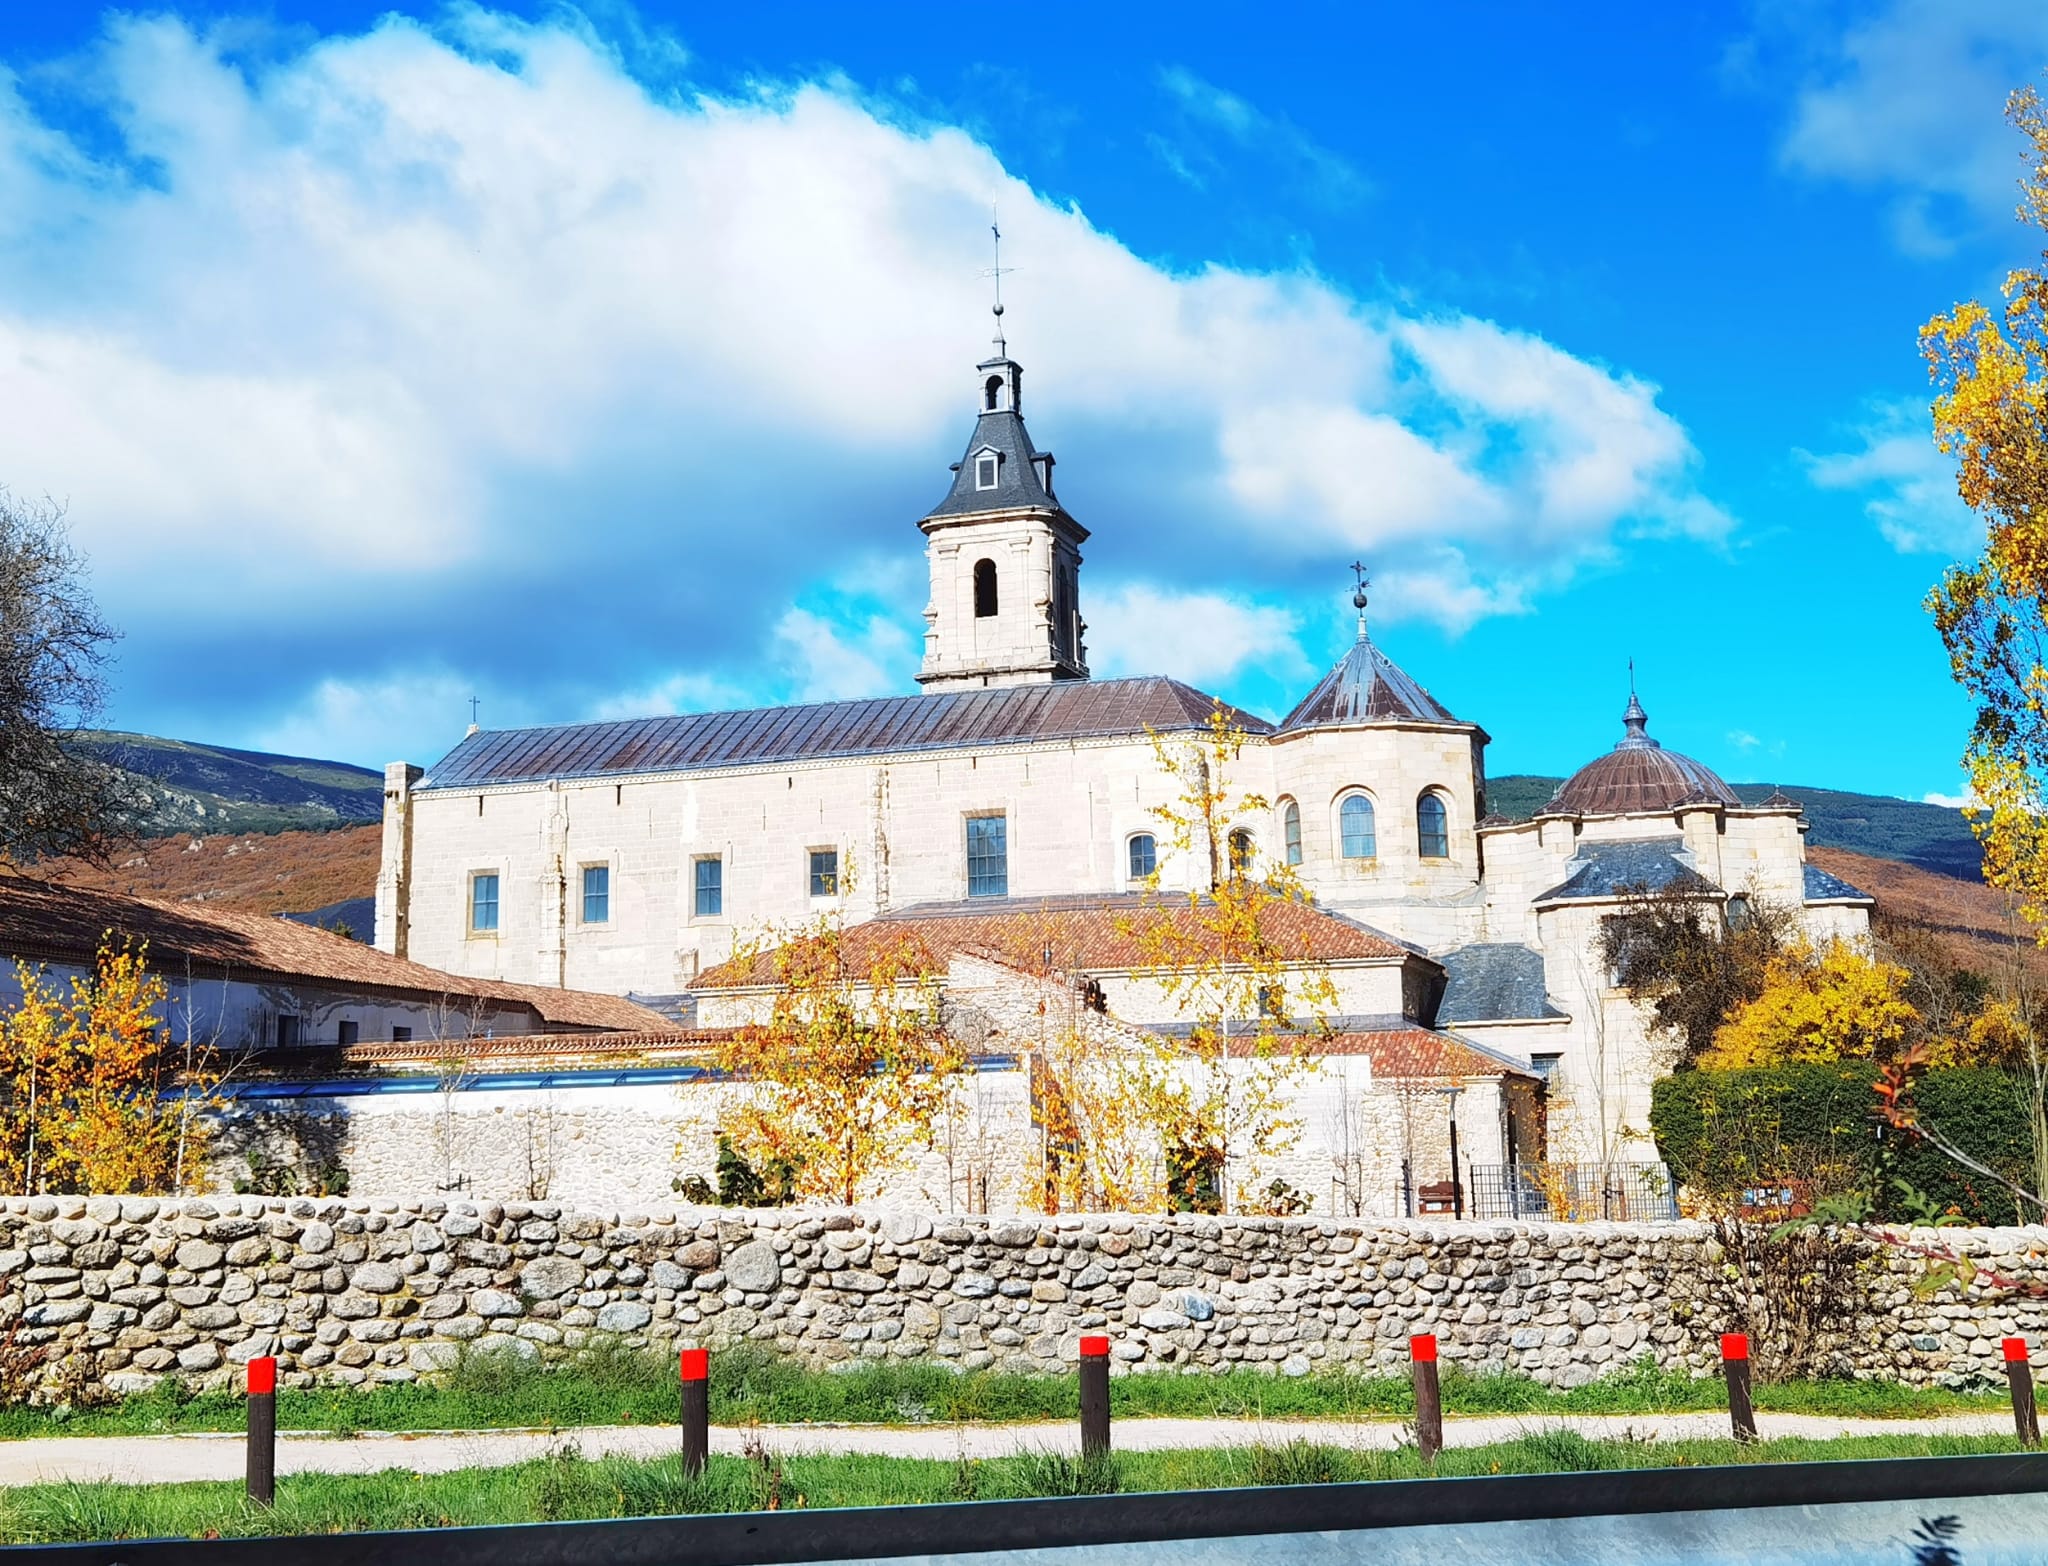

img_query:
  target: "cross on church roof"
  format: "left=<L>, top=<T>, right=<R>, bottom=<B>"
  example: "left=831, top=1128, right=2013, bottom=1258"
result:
left=982, top=206, right=1015, bottom=357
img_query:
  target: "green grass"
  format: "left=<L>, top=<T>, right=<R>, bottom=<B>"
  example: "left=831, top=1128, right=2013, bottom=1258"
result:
left=0, top=1345, right=2007, bottom=1442
left=0, top=1431, right=2029, bottom=1544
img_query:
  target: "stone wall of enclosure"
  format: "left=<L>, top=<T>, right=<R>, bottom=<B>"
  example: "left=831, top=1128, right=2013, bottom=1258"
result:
left=4, top=1197, right=2045, bottom=1399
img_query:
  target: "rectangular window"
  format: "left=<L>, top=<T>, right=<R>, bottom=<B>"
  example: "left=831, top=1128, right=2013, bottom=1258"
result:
left=966, top=814, right=1008, bottom=898
left=809, top=849, right=839, bottom=898
left=391, top=1026, right=413, bottom=1043
left=694, top=856, right=724, bottom=918
left=582, top=864, right=610, bottom=924
left=276, top=1014, right=301, bottom=1049
left=470, top=872, right=499, bottom=934
left=337, top=1020, right=359, bottom=1047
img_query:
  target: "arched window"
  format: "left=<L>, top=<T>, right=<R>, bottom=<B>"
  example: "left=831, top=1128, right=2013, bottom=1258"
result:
left=1282, top=800, right=1302, bottom=866
left=1127, top=832, right=1157, bottom=882
left=1417, top=792, right=1450, bottom=859
left=1227, top=828, right=1255, bottom=875
left=1339, top=794, right=1376, bottom=859
left=984, top=375, right=1004, bottom=411
left=973, top=558, right=998, bottom=618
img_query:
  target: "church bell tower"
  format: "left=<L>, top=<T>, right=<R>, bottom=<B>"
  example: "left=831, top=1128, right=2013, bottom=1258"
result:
left=915, top=295, right=1088, bottom=692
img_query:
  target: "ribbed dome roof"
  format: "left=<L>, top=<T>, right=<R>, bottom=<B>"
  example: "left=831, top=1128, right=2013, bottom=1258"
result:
left=1544, top=694, right=1740, bottom=816
left=1281, top=632, right=1457, bottom=731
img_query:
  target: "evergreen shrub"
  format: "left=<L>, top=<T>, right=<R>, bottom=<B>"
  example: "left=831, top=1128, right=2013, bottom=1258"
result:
left=1649, top=1064, right=2038, bottom=1224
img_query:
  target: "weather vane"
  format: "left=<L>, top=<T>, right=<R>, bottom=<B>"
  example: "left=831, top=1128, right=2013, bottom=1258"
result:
left=982, top=204, right=1016, bottom=355
left=1350, top=561, right=1370, bottom=637
left=468, top=696, right=481, bottom=726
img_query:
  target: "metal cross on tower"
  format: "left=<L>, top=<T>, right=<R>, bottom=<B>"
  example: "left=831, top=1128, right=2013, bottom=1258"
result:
left=982, top=205, right=1016, bottom=356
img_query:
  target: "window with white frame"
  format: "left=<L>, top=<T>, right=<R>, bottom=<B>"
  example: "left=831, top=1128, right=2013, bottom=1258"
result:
left=1282, top=800, right=1302, bottom=866
left=581, top=864, right=610, bottom=924
left=974, top=452, right=999, bottom=489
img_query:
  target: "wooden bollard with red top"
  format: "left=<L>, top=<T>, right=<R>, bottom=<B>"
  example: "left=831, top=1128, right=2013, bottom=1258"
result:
left=245, top=1355, right=277, bottom=1507
left=1079, top=1335, right=1111, bottom=1459
left=680, top=1348, right=710, bottom=1477
left=2004, top=1337, right=2040, bottom=1449
left=1410, top=1334, right=1443, bottom=1462
left=1721, top=1333, right=1757, bottom=1443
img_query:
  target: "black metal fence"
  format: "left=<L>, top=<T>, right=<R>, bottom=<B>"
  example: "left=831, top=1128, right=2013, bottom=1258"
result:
left=1465, top=1160, right=1679, bottom=1222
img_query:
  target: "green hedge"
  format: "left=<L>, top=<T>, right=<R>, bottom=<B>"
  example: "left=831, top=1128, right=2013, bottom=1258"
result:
left=1649, top=1064, right=2038, bottom=1224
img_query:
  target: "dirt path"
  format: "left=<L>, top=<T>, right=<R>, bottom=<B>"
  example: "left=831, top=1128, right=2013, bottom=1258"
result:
left=0, top=1412, right=2013, bottom=1487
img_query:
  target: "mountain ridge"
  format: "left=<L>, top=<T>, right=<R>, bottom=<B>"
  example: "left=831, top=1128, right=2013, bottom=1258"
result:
left=72, top=731, right=384, bottom=838
left=1485, top=774, right=1982, bottom=881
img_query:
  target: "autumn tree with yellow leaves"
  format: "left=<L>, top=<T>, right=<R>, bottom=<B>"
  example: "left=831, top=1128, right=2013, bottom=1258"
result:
left=1926, top=86, right=2048, bottom=924
left=1699, top=941, right=1919, bottom=1070
left=0, top=940, right=215, bottom=1194
left=710, top=913, right=970, bottom=1208
left=1114, top=704, right=1335, bottom=1215
left=1917, top=82, right=2048, bottom=1217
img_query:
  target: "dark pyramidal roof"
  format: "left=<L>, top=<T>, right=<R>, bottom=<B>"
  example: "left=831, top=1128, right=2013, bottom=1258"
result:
left=1543, top=693, right=1741, bottom=816
left=420, top=677, right=1267, bottom=790
left=924, top=355, right=1074, bottom=525
left=1281, top=626, right=1459, bottom=731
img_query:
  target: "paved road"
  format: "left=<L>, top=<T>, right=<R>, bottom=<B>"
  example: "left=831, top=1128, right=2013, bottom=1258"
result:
left=0, top=1412, right=2013, bottom=1487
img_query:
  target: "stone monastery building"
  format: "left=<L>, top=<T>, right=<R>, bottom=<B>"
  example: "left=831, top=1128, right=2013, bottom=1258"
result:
left=374, top=329, right=1873, bottom=1170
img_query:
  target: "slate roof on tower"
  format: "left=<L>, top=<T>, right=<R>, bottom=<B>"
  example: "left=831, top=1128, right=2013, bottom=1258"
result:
left=924, top=356, right=1076, bottom=526
left=418, top=677, right=1269, bottom=790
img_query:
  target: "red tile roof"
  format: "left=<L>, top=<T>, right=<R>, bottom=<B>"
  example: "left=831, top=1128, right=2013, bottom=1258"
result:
left=1309, top=1027, right=1536, bottom=1079
left=0, top=873, right=667, bottom=1033
left=694, top=894, right=1417, bottom=989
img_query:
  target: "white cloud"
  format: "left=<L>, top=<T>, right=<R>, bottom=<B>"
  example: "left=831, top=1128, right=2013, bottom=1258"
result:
left=771, top=607, right=918, bottom=704
left=1394, top=318, right=1734, bottom=544
left=1800, top=400, right=1979, bottom=553
left=1728, top=730, right=1761, bottom=750
left=1153, top=66, right=1371, bottom=208
left=1775, top=0, right=2048, bottom=253
left=588, top=670, right=754, bottom=722
left=1086, top=583, right=1311, bottom=688
left=0, top=10, right=1733, bottom=758
left=252, top=667, right=484, bottom=766
left=1923, top=790, right=1980, bottom=809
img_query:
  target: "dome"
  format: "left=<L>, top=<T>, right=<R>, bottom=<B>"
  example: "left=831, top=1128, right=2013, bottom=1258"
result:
left=1543, top=694, right=1740, bottom=817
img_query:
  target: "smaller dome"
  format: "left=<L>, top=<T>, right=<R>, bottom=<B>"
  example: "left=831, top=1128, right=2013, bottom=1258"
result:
left=1544, top=693, right=1739, bottom=817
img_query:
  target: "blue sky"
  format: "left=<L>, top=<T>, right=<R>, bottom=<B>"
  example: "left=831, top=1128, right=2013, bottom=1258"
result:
left=0, top=1, right=2042, bottom=799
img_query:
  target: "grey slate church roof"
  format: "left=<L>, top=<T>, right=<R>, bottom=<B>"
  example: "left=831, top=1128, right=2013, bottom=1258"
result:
left=924, top=357, right=1073, bottom=524
left=419, top=677, right=1269, bottom=790
left=1533, top=837, right=1712, bottom=904
left=1436, top=944, right=1566, bottom=1024
left=1803, top=863, right=1874, bottom=904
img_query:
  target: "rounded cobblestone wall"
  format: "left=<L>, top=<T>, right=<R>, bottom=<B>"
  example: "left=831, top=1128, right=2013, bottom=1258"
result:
left=3, top=1197, right=2045, bottom=1398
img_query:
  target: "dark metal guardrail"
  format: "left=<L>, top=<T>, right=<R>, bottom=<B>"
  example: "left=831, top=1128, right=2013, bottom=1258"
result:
left=1466, top=1160, right=1680, bottom=1222
left=7, top=1452, right=2048, bottom=1566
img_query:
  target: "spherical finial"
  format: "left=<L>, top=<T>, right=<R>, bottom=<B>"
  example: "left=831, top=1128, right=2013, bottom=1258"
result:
left=992, top=302, right=1004, bottom=317
left=1351, top=586, right=1368, bottom=612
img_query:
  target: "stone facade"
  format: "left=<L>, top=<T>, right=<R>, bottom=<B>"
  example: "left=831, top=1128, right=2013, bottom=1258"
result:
left=6, top=1198, right=2044, bottom=1401
left=372, top=338, right=1876, bottom=1170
